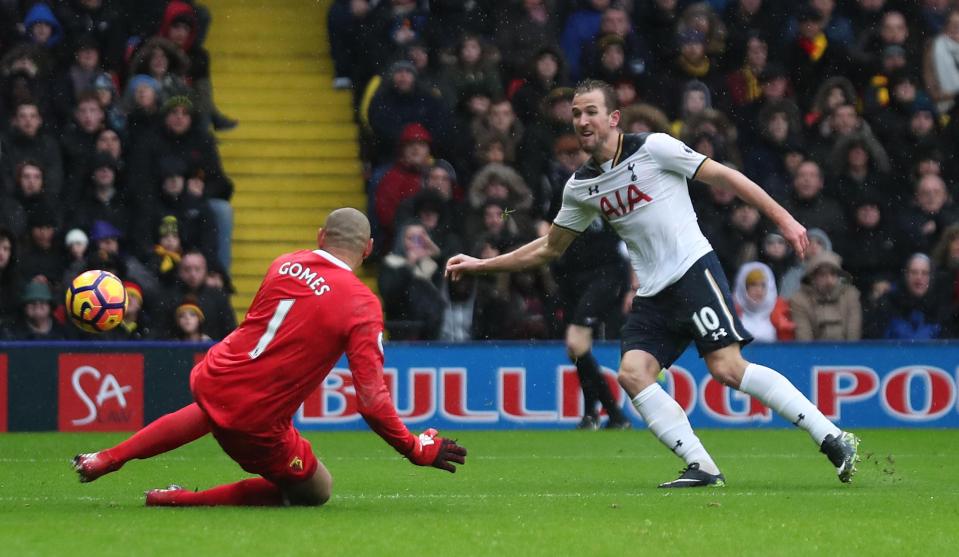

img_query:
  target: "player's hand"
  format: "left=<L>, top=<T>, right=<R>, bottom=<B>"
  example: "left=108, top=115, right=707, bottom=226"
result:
left=445, top=254, right=481, bottom=281
left=407, top=428, right=467, bottom=473
left=779, top=216, right=809, bottom=260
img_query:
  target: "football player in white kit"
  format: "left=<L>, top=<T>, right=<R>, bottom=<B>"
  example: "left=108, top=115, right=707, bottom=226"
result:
left=447, top=80, right=860, bottom=488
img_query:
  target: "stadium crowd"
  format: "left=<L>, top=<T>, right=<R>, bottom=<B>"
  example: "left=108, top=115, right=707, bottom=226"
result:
left=0, top=0, right=237, bottom=340
left=331, top=0, right=959, bottom=343
left=3, top=0, right=959, bottom=345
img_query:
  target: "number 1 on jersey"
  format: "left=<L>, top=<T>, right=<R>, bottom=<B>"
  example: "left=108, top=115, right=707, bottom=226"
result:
left=249, top=299, right=295, bottom=359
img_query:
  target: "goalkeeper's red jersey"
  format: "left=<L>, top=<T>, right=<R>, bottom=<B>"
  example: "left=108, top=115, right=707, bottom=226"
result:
left=191, top=249, right=415, bottom=454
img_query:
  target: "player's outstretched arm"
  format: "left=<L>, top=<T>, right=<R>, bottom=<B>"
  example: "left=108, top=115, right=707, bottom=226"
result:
left=345, top=303, right=468, bottom=473
left=446, top=224, right=578, bottom=280
left=695, top=159, right=810, bottom=259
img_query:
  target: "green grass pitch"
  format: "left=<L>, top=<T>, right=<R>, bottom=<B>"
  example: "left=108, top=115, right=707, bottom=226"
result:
left=1, top=429, right=956, bottom=556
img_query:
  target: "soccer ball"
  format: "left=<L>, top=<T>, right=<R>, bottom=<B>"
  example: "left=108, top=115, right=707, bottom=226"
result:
left=66, top=270, right=127, bottom=333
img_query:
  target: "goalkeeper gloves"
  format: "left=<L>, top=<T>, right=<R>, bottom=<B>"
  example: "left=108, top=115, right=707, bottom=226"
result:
left=407, top=428, right=467, bottom=473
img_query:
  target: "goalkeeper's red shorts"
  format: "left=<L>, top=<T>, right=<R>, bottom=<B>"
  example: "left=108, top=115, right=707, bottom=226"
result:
left=209, top=421, right=319, bottom=485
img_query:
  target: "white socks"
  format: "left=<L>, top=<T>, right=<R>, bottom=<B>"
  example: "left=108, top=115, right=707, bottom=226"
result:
left=739, top=363, right=841, bottom=445
left=632, top=383, right=720, bottom=475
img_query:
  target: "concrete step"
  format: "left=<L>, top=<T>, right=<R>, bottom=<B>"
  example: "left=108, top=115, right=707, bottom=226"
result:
left=208, top=0, right=328, bottom=9
left=221, top=139, right=357, bottom=159
left=233, top=276, right=266, bottom=296
left=211, top=44, right=330, bottom=57
left=223, top=121, right=358, bottom=141
left=233, top=240, right=312, bottom=259
left=215, top=73, right=333, bottom=90
left=235, top=208, right=330, bottom=226
left=214, top=56, right=331, bottom=74
left=234, top=225, right=319, bottom=242
left=231, top=258, right=272, bottom=276
left=213, top=87, right=352, bottom=105
left=218, top=105, right=353, bottom=124
left=226, top=157, right=361, bottom=175
left=214, top=89, right=352, bottom=107
left=211, top=6, right=326, bottom=22
left=235, top=174, right=362, bottom=193
left=232, top=191, right=365, bottom=209
left=210, top=30, right=330, bottom=46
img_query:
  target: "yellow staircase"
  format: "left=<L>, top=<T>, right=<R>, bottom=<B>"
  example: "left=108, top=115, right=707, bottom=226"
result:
left=204, top=0, right=367, bottom=321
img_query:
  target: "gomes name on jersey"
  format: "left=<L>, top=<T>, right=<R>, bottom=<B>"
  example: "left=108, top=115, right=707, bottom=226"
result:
left=278, top=261, right=332, bottom=296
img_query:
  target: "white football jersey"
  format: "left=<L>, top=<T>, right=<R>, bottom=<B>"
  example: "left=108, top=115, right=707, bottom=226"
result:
left=553, top=132, right=713, bottom=297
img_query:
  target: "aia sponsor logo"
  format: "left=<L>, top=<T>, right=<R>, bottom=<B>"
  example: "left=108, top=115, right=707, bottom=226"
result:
left=58, top=354, right=143, bottom=431
left=599, top=184, right=652, bottom=218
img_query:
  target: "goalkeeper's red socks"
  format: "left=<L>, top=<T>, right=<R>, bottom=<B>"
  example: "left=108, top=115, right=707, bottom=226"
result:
left=146, top=478, right=284, bottom=507
left=101, top=403, right=211, bottom=472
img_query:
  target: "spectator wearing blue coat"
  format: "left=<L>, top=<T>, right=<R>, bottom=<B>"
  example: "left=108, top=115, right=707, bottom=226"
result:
left=865, top=254, right=950, bottom=339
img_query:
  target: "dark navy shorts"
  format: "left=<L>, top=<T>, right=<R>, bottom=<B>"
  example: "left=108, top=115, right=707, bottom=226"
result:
left=620, top=251, right=752, bottom=368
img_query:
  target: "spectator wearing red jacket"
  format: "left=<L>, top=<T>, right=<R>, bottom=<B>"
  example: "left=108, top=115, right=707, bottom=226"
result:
left=373, top=122, right=431, bottom=249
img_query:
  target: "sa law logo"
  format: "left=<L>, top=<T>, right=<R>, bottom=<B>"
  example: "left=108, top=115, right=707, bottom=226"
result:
left=58, top=354, right=144, bottom=431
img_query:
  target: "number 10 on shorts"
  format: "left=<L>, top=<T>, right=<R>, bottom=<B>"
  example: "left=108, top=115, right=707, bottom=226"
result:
left=692, top=307, right=727, bottom=340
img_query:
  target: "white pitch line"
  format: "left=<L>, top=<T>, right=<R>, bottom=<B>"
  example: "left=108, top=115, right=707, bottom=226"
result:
left=0, top=453, right=943, bottom=464
left=3, top=490, right=944, bottom=505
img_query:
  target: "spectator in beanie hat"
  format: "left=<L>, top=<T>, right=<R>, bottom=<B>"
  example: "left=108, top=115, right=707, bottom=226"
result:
left=374, top=122, right=433, bottom=248
left=124, top=74, right=162, bottom=145
left=2, top=280, right=66, bottom=340
left=88, top=219, right=161, bottom=299
left=173, top=299, right=210, bottom=341
left=149, top=215, right=183, bottom=285
left=104, top=280, right=152, bottom=340
left=62, top=227, right=89, bottom=287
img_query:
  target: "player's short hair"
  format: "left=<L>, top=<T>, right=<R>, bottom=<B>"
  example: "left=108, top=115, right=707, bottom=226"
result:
left=323, top=208, right=370, bottom=254
left=574, top=79, right=618, bottom=113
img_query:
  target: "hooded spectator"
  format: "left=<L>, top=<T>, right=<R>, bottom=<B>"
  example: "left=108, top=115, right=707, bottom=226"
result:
left=127, top=37, right=191, bottom=104
left=733, top=261, right=795, bottom=342
left=24, top=3, right=64, bottom=49
left=466, top=163, right=534, bottom=240
left=789, top=250, right=862, bottom=341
